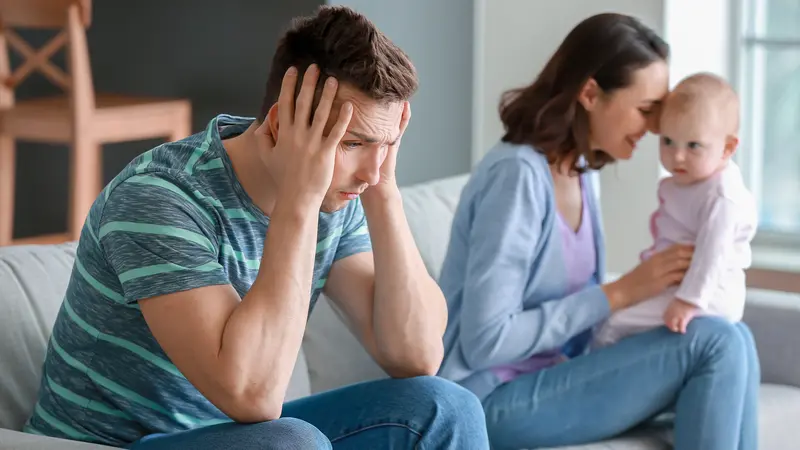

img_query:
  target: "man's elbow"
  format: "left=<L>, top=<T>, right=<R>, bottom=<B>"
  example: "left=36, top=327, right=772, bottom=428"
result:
left=381, top=343, right=443, bottom=378
left=384, top=361, right=441, bottom=378
left=221, top=394, right=282, bottom=424
left=217, top=380, right=285, bottom=423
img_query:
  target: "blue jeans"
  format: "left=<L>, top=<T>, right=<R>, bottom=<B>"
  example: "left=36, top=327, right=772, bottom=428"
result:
left=482, top=318, right=759, bottom=450
left=129, top=376, right=490, bottom=449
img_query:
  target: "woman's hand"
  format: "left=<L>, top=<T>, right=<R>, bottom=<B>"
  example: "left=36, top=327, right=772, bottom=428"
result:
left=602, top=244, right=694, bottom=311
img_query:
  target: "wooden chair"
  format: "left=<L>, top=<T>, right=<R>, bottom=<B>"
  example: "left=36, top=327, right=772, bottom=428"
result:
left=0, top=0, right=191, bottom=246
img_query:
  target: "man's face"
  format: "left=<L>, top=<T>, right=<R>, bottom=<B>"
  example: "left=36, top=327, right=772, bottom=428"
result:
left=319, top=84, right=404, bottom=213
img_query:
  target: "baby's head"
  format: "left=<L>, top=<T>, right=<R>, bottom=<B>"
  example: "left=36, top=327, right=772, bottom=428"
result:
left=658, top=73, right=740, bottom=184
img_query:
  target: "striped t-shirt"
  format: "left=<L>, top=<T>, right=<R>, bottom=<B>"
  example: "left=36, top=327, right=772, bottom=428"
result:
left=23, top=114, right=372, bottom=446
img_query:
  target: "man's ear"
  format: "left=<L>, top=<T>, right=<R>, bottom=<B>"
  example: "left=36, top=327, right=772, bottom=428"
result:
left=723, top=135, right=739, bottom=159
left=577, top=78, right=602, bottom=112
left=255, top=103, right=280, bottom=140
left=267, top=103, right=280, bottom=139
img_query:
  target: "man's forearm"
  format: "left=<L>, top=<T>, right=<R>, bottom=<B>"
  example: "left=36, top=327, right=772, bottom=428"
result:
left=217, top=198, right=318, bottom=414
left=361, top=186, right=447, bottom=376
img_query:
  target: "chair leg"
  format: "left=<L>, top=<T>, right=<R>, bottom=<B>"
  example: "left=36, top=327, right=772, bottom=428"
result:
left=0, top=136, right=15, bottom=246
left=68, top=138, right=101, bottom=242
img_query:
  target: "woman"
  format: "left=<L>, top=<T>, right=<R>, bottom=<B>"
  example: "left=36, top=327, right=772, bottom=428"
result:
left=437, top=13, right=758, bottom=450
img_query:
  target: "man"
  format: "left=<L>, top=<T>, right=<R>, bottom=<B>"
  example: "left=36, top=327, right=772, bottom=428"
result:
left=24, top=6, right=489, bottom=449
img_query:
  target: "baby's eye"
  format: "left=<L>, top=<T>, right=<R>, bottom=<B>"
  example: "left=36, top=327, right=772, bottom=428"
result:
left=662, top=137, right=673, bottom=146
left=687, top=142, right=702, bottom=150
left=639, top=108, right=652, bottom=115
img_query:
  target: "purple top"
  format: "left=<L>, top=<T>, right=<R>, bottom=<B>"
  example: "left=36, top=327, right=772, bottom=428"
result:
left=491, top=176, right=597, bottom=383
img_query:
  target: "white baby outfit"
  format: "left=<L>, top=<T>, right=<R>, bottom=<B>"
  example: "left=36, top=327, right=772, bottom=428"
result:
left=594, top=161, right=758, bottom=347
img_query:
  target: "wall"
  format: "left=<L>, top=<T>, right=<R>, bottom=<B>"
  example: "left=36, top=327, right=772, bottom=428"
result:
left=664, top=0, right=732, bottom=84
left=328, top=0, right=474, bottom=186
left=12, top=0, right=323, bottom=239
left=473, top=0, right=667, bottom=274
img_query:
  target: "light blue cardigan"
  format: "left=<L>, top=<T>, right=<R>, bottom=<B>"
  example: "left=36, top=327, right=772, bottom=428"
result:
left=437, top=140, right=611, bottom=401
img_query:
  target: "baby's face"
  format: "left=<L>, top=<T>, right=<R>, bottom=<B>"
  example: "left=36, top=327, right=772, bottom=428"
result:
left=658, top=102, right=733, bottom=184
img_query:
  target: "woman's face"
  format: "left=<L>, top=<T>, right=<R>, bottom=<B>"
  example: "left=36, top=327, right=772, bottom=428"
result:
left=582, top=61, right=670, bottom=160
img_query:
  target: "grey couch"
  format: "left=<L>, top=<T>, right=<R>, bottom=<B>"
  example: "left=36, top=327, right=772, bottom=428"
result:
left=1, top=174, right=799, bottom=449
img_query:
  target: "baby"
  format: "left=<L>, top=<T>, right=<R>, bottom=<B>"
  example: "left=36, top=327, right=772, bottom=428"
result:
left=594, top=73, right=759, bottom=347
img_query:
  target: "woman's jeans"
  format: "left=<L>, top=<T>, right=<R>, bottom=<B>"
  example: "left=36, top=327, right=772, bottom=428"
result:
left=482, top=317, right=759, bottom=450
left=129, top=376, right=490, bottom=449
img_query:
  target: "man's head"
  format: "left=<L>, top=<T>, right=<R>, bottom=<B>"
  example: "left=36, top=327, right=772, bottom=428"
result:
left=659, top=73, right=740, bottom=184
left=260, top=6, right=418, bottom=212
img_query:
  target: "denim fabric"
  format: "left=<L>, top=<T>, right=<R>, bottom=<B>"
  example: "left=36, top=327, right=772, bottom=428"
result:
left=130, top=376, right=490, bottom=449
left=482, top=318, right=759, bottom=450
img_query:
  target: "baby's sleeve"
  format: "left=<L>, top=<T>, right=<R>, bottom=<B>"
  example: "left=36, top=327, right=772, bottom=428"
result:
left=675, top=196, right=738, bottom=309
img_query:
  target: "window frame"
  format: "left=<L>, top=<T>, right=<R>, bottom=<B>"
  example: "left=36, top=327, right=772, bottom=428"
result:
left=730, top=0, right=800, bottom=251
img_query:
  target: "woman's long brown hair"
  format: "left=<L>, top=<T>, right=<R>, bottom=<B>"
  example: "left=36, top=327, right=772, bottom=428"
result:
left=499, top=13, right=669, bottom=173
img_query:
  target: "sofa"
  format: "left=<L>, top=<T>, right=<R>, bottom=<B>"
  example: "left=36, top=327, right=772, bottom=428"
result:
left=1, top=173, right=799, bottom=449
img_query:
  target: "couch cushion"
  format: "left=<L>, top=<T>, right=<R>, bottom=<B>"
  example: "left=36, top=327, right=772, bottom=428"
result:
left=398, top=174, right=469, bottom=280
left=0, top=243, right=78, bottom=431
left=741, top=288, right=800, bottom=387
left=757, top=383, right=800, bottom=450
left=541, top=431, right=671, bottom=450
left=0, top=428, right=118, bottom=449
left=0, top=242, right=311, bottom=433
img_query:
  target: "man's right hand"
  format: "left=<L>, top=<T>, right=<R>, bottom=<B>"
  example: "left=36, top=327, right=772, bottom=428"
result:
left=257, top=64, right=353, bottom=207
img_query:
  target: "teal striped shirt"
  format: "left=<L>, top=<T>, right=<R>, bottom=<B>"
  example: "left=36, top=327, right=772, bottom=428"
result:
left=23, top=114, right=372, bottom=446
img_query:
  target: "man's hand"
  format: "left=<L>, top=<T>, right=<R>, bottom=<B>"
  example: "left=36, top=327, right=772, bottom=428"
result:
left=368, top=101, right=410, bottom=192
left=663, top=298, right=701, bottom=334
left=257, top=64, right=353, bottom=207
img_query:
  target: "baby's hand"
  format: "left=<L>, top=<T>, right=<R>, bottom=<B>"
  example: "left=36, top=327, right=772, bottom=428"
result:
left=663, top=298, right=700, bottom=334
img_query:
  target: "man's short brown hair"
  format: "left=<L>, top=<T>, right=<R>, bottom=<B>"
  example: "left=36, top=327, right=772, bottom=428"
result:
left=259, top=6, right=418, bottom=122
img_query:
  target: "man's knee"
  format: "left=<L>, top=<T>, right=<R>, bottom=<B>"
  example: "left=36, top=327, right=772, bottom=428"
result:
left=400, top=376, right=489, bottom=446
left=401, top=376, right=485, bottom=420
left=258, top=418, right=331, bottom=450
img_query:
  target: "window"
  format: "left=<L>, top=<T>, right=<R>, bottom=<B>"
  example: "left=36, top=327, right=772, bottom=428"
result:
left=735, top=0, right=800, bottom=247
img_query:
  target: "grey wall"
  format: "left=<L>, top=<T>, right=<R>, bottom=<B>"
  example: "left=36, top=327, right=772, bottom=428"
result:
left=328, top=0, right=474, bottom=186
left=12, top=0, right=323, bottom=239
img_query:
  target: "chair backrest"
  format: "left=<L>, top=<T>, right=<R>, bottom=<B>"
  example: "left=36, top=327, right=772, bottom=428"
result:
left=0, top=0, right=94, bottom=115
left=0, top=0, right=91, bottom=28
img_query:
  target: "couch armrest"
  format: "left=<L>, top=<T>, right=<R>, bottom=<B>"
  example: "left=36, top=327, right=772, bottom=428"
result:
left=742, top=288, right=800, bottom=388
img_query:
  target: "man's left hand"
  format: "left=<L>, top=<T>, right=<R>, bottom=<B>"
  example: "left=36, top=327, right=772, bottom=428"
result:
left=371, top=101, right=410, bottom=192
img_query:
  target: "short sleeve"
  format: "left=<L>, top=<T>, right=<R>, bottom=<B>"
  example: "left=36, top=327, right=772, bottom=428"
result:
left=333, top=197, right=372, bottom=261
left=98, top=174, right=230, bottom=303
